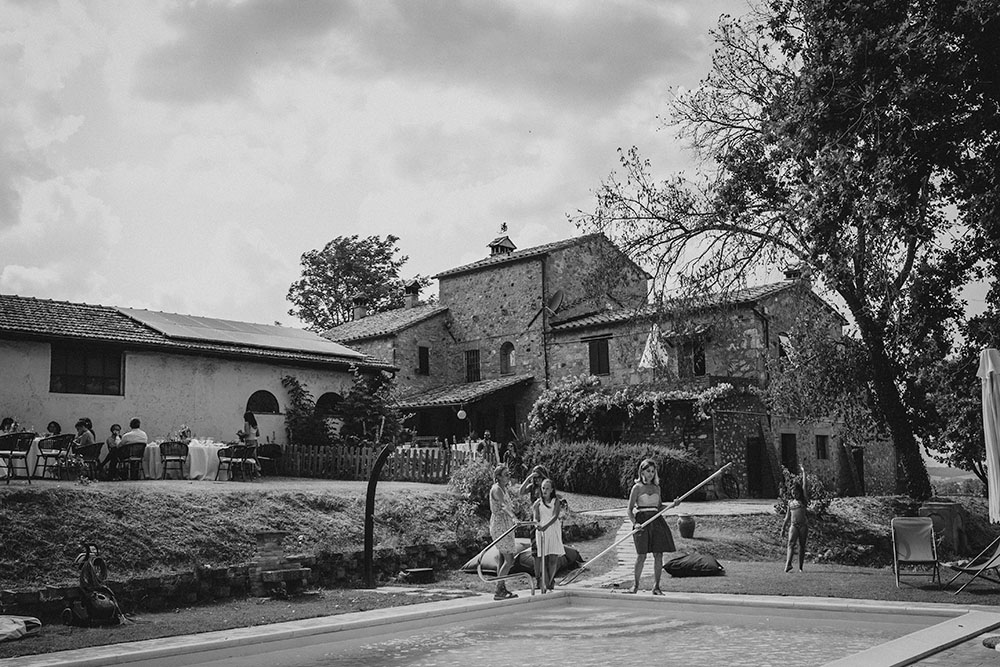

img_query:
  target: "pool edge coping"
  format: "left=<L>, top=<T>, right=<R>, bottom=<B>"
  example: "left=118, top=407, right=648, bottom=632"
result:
left=6, top=588, right=1000, bottom=667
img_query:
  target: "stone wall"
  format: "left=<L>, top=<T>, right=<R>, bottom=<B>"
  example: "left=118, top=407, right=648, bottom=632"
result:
left=0, top=542, right=478, bottom=624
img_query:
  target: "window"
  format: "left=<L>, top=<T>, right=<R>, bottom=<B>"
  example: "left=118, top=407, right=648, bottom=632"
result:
left=778, top=333, right=791, bottom=360
left=588, top=338, right=610, bottom=376
left=246, top=390, right=280, bottom=414
left=465, top=349, right=481, bottom=382
left=679, top=341, right=706, bottom=378
left=815, top=434, right=829, bottom=460
left=417, top=346, right=430, bottom=376
left=316, top=392, right=343, bottom=418
left=499, top=342, right=515, bottom=375
left=50, top=344, right=123, bottom=395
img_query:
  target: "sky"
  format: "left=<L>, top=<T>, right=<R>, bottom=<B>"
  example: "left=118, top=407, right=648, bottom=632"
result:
left=0, top=0, right=758, bottom=327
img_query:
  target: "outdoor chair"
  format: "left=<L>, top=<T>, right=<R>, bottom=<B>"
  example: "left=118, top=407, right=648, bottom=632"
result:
left=256, top=443, right=281, bottom=477
left=34, top=433, right=76, bottom=480
left=943, top=536, right=1000, bottom=594
left=74, top=442, right=103, bottom=480
left=158, top=441, right=189, bottom=480
left=891, top=516, right=941, bottom=587
left=0, top=432, right=38, bottom=484
left=216, top=445, right=256, bottom=481
left=122, top=442, right=147, bottom=480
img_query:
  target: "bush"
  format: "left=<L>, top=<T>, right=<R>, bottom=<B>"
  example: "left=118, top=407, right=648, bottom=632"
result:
left=773, top=468, right=833, bottom=517
left=523, top=439, right=712, bottom=500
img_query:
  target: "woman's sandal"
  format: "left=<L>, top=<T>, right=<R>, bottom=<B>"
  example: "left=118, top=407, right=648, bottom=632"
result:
left=652, top=587, right=664, bottom=596
left=493, top=590, right=518, bottom=600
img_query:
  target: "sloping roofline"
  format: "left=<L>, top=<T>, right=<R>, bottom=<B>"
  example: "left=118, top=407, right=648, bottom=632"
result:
left=0, top=294, right=395, bottom=371
left=323, top=304, right=449, bottom=343
left=433, top=232, right=652, bottom=280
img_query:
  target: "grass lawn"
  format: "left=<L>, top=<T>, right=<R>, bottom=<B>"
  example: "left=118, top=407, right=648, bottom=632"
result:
left=2, top=480, right=999, bottom=660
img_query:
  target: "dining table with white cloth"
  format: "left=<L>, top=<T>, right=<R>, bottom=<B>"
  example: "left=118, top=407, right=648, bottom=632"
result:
left=142, top=439, right=231, bottom=481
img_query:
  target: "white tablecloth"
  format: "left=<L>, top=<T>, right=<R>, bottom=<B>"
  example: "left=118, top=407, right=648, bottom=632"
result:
left=142, top=439, right=230, bottom=480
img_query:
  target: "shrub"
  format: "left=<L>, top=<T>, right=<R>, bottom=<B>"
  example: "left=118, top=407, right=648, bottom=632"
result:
left=773, top=468, right=833, bottom=517
left=524, top=439, right=712, bottom=500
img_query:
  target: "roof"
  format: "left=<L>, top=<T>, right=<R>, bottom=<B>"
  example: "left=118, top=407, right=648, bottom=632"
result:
left=322, top=304, right=449, bottom=343
left=0, top=294, right=394, bottom=370
left=433, top=232, right=649, bottom=279
left=397, top=374, right=534, bottom=409
left=550, top=281, right=844, bottom=331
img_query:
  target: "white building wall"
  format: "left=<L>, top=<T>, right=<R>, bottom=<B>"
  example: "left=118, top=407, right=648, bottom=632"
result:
left=0, top=339, right=355, bottom=444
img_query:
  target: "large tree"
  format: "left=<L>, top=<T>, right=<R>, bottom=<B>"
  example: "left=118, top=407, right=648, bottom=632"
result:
left=578, top=0, right=1000, bottom=498
left=287, top=235, right=430, bottom=331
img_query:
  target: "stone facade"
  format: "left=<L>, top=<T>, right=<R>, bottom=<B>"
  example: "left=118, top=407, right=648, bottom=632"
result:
left=324, top=233, right=891, bottom=497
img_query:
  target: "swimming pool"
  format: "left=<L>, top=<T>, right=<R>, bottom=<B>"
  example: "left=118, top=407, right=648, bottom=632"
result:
left=12, top=590, right=1000, bottom=667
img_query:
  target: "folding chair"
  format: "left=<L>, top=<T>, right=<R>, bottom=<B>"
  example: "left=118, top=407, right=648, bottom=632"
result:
left=943, top=535, right=1000, bottom=594
left=35, top=434, right=76, bottom=479
left=0, top=432, right=38, bottom=484
left=891, top=516, right=940, bottom=587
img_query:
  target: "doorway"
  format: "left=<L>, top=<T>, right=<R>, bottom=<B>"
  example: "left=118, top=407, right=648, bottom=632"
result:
left=780, top=433, right=798, bottom=471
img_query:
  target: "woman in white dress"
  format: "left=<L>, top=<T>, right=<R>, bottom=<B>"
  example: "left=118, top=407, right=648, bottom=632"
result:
left=533, top=478, right=564, bottom=592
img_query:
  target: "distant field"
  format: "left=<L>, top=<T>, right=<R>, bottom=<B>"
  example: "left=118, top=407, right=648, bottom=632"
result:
left=927, top=465, right=976, bottom=480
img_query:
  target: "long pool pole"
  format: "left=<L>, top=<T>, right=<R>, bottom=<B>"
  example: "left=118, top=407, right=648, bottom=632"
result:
left=559, top=462, right=733, bottom=586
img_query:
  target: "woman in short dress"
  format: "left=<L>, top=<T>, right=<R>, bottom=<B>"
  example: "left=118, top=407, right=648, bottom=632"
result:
left=489, top=465, right=519, bottom=600
left=626, top=458, right=676, bottom=595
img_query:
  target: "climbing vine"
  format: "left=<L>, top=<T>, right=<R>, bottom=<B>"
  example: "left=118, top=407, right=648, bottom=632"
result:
left=528, top=374, right=741, bottom=440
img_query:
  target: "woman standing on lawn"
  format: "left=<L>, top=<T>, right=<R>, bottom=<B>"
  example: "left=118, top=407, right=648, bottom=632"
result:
left=782, top=464, right=808, bottom=572
left=532, top=478, right=564, bottom=592
left=626, top=458, right=676, bottom=595
left=489, top=464, right=519, bottom=600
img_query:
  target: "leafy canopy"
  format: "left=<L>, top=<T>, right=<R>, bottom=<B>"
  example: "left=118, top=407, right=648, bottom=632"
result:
left=287, top=235, right=430, bottom=331
left=577, top=0, right=1000, bottom=498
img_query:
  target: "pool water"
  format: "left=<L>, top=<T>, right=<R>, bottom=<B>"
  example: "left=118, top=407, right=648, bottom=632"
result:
left=190, top=601, right=923, bottom=667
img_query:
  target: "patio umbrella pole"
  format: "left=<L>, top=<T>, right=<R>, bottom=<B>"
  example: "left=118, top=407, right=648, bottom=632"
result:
left=364, top=441, right=397, bottom=589
left=558, top=462, right=733, bottom=587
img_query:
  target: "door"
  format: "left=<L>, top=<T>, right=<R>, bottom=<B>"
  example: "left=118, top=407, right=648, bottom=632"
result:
left=746, top=436, right=765, bottom=498
left=780, top=433, right=798, bottom=471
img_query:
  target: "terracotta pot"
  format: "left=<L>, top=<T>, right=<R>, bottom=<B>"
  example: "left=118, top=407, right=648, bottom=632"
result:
left=677, top=514, right=696, bottom=539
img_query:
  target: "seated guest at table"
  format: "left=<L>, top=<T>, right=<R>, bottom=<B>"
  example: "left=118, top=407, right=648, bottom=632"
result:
left=73, top=419, right=96, bottom=448
left=45, top=421, right=62, bottom=436
left=79, top=417, right=96, bottom=440
left=105, top=424, right=122, bottom=449
left=0, top=417, right=14, bottom=433
left=97, top=418, right=146, bottom=480
left=120, top=418, right=148, bottom=445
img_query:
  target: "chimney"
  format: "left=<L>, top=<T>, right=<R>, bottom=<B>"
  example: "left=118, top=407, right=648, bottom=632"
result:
left=352, top=292, right=367, bottom=320
left=783, top=264, right=812, bottom=285
left=404, top=280, right=421, bottom=309
left=488, top=235, right=516, bottom=257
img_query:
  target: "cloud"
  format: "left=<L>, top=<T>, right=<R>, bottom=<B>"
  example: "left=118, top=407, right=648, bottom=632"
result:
left=351, top=0, right=705, bottom=110
left=134, top=0, right=354, bottom=103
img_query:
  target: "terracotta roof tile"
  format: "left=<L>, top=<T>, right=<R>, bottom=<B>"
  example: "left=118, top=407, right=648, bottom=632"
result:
left=322, top=304, right=449, bottom=343
left=397, top=374, right=534, bottom=409
left=550, top=281, right=835, bottom=331
left=0, top=294, right=393, bottom=370
left=433, top=233, right=608, bottom=278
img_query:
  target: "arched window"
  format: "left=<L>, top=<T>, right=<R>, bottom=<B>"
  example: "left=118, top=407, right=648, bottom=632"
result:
left=499, top=342, right=515, bottom=375
left=246, top=390, right=280, bottom=414
left=316, top=392, right=344, bottom=418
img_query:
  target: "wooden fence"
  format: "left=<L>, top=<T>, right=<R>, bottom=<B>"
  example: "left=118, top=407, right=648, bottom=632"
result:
left=279, top=444, right=479, bottom=484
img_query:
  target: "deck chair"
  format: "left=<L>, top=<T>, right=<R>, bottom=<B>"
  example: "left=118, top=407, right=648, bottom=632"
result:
left=943, top=535, right=1000, bottom=594
left=891, top=516, right=940, bottom=587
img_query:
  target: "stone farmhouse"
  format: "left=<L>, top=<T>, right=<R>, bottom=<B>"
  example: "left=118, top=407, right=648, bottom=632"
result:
left=0, top=294, right=393, bottom=445
left=324, top=233, right=894, bottom=498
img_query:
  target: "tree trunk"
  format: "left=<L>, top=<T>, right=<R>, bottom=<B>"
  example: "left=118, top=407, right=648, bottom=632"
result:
left=854, top=314, right=932, bottom=499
